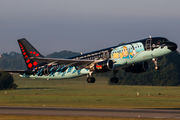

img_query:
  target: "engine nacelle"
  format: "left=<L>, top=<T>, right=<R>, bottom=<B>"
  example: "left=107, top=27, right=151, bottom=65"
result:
left=125, top=61, right=149, bottom=73
left=94, top=60, right=114, bottom=72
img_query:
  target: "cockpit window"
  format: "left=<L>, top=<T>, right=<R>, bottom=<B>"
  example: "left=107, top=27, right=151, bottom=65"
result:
left=157, top=39, right=169, bottom=44
left=157, top=40, right=161, bottom=44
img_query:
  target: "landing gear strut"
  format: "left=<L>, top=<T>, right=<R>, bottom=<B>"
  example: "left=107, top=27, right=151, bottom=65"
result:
left=110, top=70, right=119, bottom=83
left=152, top=58, right=160, bottom=70
left=87, top=71, right=95, bottom=83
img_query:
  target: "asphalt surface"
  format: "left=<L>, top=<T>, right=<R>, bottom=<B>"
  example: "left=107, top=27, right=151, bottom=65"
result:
left=0, top=106, right=180, bottom=119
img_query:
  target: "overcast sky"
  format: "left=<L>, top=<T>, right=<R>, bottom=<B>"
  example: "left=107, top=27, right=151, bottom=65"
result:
left=0, top=0, right=180, bottom=55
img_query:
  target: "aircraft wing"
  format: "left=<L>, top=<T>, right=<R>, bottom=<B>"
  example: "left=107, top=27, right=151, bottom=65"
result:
left=1, top=70, right=33, bottom=75
left=3, top=70, right=30, bottom=73
left=30, top=57, right=102, bottom=69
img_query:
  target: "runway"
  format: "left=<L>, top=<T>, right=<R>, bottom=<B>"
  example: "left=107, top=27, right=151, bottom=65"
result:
left=0, top=106, right=180, bottom=119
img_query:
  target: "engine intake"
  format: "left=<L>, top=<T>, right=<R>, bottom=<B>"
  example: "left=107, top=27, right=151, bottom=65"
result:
left=125, top=61, right=149, bottom=73
left=94, top=60, right=114, bottom=72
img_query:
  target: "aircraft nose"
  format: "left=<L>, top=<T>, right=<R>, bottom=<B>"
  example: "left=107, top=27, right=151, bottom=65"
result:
left=167, top=42, right=178, bottom=51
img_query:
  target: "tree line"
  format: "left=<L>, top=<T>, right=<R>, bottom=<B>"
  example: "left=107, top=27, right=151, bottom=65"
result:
left=106, top=51, right=180, bottom=86
left=0, top=51, right=80, bottom=70
left=0, top=50, right=180, bottom=86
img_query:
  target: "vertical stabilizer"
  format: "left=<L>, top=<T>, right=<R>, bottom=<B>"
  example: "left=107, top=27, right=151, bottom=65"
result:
left=18, top=38, right=45, bottom=69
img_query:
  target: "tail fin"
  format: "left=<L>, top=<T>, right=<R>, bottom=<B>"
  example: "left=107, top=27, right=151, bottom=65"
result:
left=18, top=38, right=45, bottom=69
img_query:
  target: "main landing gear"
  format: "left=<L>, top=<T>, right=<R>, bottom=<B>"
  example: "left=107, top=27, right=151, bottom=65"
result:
left=110, top=70, right=119, bottom=84
left=87, top=71, right=95, bottom=83
left=86, top=70, right=122, bottom=84
left=152, top=58, right=160, bottom=70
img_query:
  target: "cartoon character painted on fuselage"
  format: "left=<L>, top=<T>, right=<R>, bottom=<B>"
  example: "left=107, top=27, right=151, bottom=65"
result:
left=121, top=46, right=133, bottom=59
left=132, top=45, right=136, bottom=56
left=111, top=42, right=145, bottom=59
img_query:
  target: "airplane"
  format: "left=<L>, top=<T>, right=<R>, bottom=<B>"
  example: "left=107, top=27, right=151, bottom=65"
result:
left=6, top=36, right=177, bottom=83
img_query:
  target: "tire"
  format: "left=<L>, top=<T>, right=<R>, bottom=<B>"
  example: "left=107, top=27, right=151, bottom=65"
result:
left=110, top=77, right=119, bottom=83
left=87, top=77, right=96, bottom=83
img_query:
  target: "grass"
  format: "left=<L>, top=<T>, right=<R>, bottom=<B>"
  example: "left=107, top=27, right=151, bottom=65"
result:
left=0, top=74, right=180, bottom=109
left=1, top=75, right=180, bottom=119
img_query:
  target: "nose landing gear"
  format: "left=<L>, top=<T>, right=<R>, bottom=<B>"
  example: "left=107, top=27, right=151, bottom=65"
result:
left=152, top=58, right=160, bottom=70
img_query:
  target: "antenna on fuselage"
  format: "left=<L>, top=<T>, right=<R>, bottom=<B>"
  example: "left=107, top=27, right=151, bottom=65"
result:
left=149, top=35, right=152, bottom=38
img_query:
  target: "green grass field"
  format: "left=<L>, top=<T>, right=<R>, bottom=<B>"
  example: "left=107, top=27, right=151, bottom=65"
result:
left=0, top=74, right=180, bottom=109
left=1, top=75, right=180, bottom=119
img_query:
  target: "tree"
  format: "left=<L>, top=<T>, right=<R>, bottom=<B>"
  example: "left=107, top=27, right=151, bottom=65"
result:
left=0, top=52, right=26, bottom=70
left=0, top=71, right=18, bottom=90
left=46, top=50, right=80, bottom=58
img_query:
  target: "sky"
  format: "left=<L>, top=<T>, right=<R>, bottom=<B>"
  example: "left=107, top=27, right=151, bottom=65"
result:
left=0, top=0, right=180, bottom=55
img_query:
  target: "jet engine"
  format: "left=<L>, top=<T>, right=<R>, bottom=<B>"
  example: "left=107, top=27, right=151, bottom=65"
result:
left=94, top=60, right=114, bottom=72
left=125, top=61, right=149, bottom=73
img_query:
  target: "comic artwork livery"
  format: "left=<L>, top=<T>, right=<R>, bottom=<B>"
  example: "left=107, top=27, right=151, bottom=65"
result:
left=5, top=37, right=178, bottom=83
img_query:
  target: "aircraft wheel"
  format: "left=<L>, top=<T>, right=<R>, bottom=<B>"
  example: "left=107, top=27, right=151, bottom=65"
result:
left=155, top=66, right=160, bottom=70
left=87, top=77, right=96, bottom=83
left=110, top=77, right=119, bottom=83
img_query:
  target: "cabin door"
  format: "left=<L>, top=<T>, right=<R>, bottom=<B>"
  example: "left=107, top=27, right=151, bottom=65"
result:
left=146, top=39, right=152, bottom=51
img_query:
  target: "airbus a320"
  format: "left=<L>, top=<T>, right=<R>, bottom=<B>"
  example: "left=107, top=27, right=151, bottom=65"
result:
left=6, top=37, right=178, bottom=83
